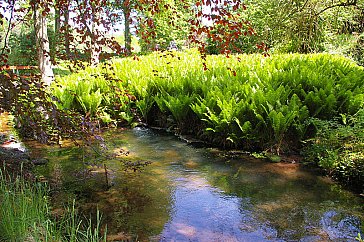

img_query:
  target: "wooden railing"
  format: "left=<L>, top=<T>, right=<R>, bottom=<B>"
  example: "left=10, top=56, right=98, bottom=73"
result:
left=1, top=66, right=38, bottom=70
left=1, top=66, right=39, bottom=79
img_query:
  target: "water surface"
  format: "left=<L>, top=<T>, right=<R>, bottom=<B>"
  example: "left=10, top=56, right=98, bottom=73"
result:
left=33, top=128, right=363, bottom=241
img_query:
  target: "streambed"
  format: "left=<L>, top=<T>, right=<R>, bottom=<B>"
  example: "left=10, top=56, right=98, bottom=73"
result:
left=32, top=127, right=363, bottom=241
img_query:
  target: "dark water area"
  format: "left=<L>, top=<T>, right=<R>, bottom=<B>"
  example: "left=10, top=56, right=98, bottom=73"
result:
left=32, top=127, right=363, bottom=241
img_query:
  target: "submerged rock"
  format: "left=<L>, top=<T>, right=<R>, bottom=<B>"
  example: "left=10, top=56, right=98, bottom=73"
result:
left=0, top=146, right=34, bottom=180
left=178, top=135, right=207, bottom=147
left=0, top=146, right=30, bottom=161
left=32, top=158, right=49, bottom=165
left=266, top=154, right=282, bottom=163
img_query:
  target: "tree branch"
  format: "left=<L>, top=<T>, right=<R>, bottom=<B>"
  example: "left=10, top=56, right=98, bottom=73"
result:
left=316, top=0, right=358, bottom=16
left=74, top=0, right=94, bottom=38
left=289, top=0, right=310, bottom=18
left=1, top=0, right=15, bottom=57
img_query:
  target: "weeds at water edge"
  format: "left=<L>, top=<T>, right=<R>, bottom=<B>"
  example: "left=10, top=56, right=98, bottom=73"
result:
left=0, top=167, right=106, bottom=242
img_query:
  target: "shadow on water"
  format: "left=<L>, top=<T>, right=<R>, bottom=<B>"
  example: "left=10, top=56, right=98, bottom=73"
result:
left=30, top=127, right=363, bottom=241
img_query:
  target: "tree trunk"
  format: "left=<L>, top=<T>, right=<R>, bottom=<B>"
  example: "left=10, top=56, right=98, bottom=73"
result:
left=124, top=7, right=132, bottom=55
left=91, top=40, right=100, bottom=66
left=64, top=4, right=71, bottom=58
left=55, top=5, right=60, bottom=33
left=54, top=1, right=60, bottom=61
left=91, top=22, right=100, bottom=66
left=34, top=1, right=54, bottom=85
left=90, top=4, right=101, bottom=66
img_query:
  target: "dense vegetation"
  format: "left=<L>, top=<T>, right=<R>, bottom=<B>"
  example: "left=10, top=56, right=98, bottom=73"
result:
left=0, top=170, right=106, bottom=241
left=52, top=50, right=364, bottom=190
left=303, top=110, right=364, bottom=190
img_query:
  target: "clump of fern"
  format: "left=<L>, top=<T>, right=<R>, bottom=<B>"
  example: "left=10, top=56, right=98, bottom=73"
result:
left=53, top=63, right=136, bottom=125
left=55, top=50, right=364, bottom=153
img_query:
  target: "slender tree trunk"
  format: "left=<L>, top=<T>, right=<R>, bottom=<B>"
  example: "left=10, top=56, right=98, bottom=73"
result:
left=91, top=22, right=100, bottom=66
left=33, top=1, right=54, bottom=85
left=91, top=42, right=100, bottom=66
left=104, top=163, right=109, bottom=187
left=54, top=1, right=60, bottom=60
left=55, top=5, right=60, bottom=33
left=123, top=7, right=132, bottom=55
left=90, top=3, right=100, bottom=66
left=64, top=3, right=71, bottom=58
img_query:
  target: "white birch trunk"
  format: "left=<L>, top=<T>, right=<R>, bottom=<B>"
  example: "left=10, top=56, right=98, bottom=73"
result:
left=34, top=3, right=54, bottom=85
left=91, top=39, right=100, bottom=66
left=91, top=13, right=100, bottom=66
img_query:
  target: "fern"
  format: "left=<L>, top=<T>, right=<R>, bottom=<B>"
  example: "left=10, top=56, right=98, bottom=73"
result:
left=77, top=89, right=103, bottom=116
left=54, top=50, right=364, bottom=150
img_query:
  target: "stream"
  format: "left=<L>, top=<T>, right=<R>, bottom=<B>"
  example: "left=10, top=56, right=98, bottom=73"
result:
left=32, top=127, right=363, bottom=241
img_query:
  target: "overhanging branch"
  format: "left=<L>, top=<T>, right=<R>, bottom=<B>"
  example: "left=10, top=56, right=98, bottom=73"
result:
left=0, top=0, right=15, bottom=57
left=74, top=0, right=94, bottom=38
left=316, top=0, right=358, bottom=16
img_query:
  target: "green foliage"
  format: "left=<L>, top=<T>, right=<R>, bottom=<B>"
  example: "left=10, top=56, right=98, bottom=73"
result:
left=56, top=50, right=364, bottom=153
left=163, top=93, right=196, bottom=125
left=303, top=109, right=364, bottom=191
left=192, top=90, right=245, bottom=146
left=206, top=23, right=260, bottom=55
left=351, top=33, right=364, bottom=66
left=0, top=169, right=106, bottom=241
left=114, top=34, right=141, bottom=53
left=52, top=63, right=136, bottom=125
left=8, top=30, right=37, bottom=65
left=77, top=88, right=103, bottom=116
left=137, top=0, right=195, bottom=51
left=135, top=96, right=155, bottom=121
left=324, top=34, right=357, bottom=57
left=242, top=0, right=363, bottom=54
left=357, top=233, right=364, bottom=242
left=52, top=86, right=75, bottom=110
left=6, top=26, right=57, bottom=65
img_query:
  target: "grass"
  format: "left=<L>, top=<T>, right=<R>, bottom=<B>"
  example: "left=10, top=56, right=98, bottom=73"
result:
left=0, top=167, right=106, bottom=242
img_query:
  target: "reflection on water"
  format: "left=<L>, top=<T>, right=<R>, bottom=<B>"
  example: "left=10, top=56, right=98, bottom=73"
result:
left=32, top=127, right=363, bottom=241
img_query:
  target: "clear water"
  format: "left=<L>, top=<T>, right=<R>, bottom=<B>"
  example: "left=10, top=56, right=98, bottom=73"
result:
left=33, top=127, right=363, bottom=241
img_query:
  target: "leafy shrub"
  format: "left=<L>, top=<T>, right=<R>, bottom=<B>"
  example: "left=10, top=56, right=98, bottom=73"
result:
left=303, top=109, right=364, bottom=192
left=7, top=27, right=57, bottom=65
left=8, top=30, right=38, bottom=65
left=351, top=33, right=364, bottom=66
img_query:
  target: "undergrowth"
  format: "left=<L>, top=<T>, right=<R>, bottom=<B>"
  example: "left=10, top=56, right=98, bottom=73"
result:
left=303, top=109, right=364, bottom=193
